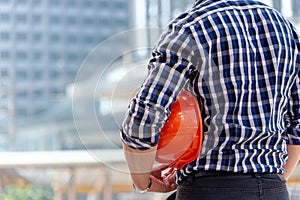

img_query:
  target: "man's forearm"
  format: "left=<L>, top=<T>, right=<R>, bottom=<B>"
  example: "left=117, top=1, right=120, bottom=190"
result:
left=123, top=144, right=157, bottom=190
left=283, top=144, right=300, bottom=180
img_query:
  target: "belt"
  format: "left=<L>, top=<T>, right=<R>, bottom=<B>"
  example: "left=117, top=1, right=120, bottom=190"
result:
left=193, top=170, right=282, bottom=179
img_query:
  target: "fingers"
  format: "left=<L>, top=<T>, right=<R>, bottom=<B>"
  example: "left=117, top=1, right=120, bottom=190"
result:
left=163, top=170, right=176, bottom=189
left=148, top=166, right=177, bottom=193
left=163, top=167, right=176, bottom=178
left=151, top=165, right=172, bottom=179
left=148, top=173, right=177, bottom=193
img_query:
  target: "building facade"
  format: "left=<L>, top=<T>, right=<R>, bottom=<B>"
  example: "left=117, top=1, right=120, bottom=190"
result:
left=0, top=0, right=134, bottom=150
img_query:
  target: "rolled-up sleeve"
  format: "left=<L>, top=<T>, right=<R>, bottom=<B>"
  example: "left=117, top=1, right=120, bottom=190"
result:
left=120, top=23, right=198, bottom=150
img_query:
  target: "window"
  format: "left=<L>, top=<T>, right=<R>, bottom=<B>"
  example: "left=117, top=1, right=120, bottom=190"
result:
left=33, top=51, right=42, bottom=60
left=33, top=33, right=43, bottom=42
left=50, top=34, right=60, bottom=43
left=0, top=69, right=8, bottom=77
left=49, top=16, right=60, bottom=25
left=115, top=19, right=126, bottom=26
left=34, top=89, right=43, bottom=97
left=84, top=0, right=93, bottom=7
left=16, top=33, right=27, bottom=41
left=50, top=87, right=63, bottom=96
left=65, top=69, right=77, bottom=79
left=33, top=70, right=43, bottom=79
left=16, top=70, right=27, bottom=79
left=99, top=1, right=109, bottom=8
left=33, top=52, right=42, bottom=60
left=83, top=17, right=93, bottom=25
left=114, top=2, right=126, bottom=9
left=17, top=0, right=27, bottom=5
left=50, top=52, right=60, bottom=62
left=17, top=91, right=28, bottom=98
left=66, top=17, right=76, bottom=25
left=67, top=34, right=77, bottom=43
left=50, top=70, right=59, bottom=79
left=0, top=32, right=10, bottom=40
left=66, top=0, right=76, bottom=7
left=0, top=105, right=8, bottom=112
left=16, top=51, right=27, bottom=60
left=16, top=14, right=27, bottom=24
left=49, top=0, right=60, bottom=7
left=0, top=51, right=10, bottom=60
left=32, top=15, right=42, bottom=24
left=83, top=36, right=94, bottom=44
left=67, top=53, right=77, bottom=61
left=32, top=0, right=42, bottom=6
left=0, top=13, right=10, bottom=22
left=0, top=92, right=8, bottom=99
left=99, top=19, right=109, bottom=26
left=34, top=108, right=45, bottom=115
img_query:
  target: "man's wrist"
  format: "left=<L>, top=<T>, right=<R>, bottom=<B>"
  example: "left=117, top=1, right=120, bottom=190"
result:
left=132, top=178, right=152, bottom=193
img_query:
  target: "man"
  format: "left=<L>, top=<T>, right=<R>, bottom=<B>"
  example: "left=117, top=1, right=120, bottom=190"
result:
left=121, top=0, right=300, bottom=199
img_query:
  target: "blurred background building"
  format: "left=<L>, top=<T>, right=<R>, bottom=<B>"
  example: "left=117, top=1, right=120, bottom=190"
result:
left=0, top=0, right=135, bottom=150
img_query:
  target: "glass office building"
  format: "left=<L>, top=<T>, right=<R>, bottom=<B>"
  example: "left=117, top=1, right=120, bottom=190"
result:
left=2, top=0, right=196, bottom=151
left=0, top=0, right=135, bottom=150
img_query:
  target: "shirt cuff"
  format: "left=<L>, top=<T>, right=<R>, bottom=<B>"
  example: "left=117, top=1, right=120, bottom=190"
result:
left=120, top=130, right=153, bottom=150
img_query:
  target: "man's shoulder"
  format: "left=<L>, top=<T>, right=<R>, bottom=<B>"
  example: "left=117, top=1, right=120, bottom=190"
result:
left=171, top=0, right=287, bottom=28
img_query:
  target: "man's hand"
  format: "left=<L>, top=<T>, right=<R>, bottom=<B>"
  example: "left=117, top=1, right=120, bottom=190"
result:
left=148, top=165, right=177, bottom=193
left=123, top=144, right=177, bottom=193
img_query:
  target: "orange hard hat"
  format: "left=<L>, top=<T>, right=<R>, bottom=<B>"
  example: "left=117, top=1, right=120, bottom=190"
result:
left=156, top=90, right=203, bottom=169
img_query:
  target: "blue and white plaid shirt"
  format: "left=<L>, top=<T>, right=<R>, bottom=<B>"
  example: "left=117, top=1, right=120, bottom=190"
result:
left=121, top=0, right=300, bottom=183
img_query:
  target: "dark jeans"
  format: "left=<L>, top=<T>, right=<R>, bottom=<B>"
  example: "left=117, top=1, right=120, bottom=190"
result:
left=174, top=171, right=290, bottom=200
